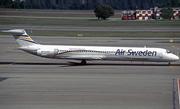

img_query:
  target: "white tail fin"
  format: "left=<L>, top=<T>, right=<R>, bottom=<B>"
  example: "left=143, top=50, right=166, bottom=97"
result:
left=2, top=29, right=39, bottom=47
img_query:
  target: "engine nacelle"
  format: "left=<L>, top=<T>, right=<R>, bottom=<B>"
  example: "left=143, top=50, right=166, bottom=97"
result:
left=37, top=48, right=59, bottom=58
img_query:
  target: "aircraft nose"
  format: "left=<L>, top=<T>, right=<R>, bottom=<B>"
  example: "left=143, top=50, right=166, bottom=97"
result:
left=172, top=55, right=179, bottom=61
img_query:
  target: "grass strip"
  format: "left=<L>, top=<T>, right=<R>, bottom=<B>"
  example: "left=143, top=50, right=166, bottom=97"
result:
left=1, top=17, right=180, bottom=28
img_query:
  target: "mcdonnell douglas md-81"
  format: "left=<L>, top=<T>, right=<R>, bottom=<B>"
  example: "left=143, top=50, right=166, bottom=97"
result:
left=2, top=29, right=179, bottom=64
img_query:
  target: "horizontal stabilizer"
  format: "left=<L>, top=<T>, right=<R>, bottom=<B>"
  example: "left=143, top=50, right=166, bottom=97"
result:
left=2, top=29, right=25, bottom=35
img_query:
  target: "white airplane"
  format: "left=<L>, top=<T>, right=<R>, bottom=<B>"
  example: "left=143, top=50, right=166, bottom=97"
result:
left=2, top=29, right=179, bottom=64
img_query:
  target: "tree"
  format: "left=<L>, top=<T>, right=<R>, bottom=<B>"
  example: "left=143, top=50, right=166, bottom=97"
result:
left=11, top=1, right=20, bottom=9
left=20, top=1, right=25, bottom=9
left=160, top=7, right=173, bottom=20
left=94, top=4, right=114, bottom=20
left=142, top=3, right=149, bottom=10
left=4, top=0, right=12, bottom=8
left=171, top=0, right=179, bottom=7
left=0, top=0, right=5, bottom=8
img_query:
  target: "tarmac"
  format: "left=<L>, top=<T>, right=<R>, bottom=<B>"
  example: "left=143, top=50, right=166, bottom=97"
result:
left=0, top=35, right=180, bottom=109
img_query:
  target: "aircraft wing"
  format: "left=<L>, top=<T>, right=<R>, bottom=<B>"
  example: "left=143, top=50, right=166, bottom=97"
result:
left=64, top=55, right=151, bottom=61
left=120, top=56, right=151, bottom=61
left=63, top=55, right=106, bottom=60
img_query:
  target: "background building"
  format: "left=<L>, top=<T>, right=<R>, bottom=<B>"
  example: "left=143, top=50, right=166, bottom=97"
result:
left=2, top=0, right=180, bottom=9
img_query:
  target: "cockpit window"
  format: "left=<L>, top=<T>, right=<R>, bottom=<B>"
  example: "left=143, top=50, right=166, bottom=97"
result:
left=166, top=50, right=171, bottom=53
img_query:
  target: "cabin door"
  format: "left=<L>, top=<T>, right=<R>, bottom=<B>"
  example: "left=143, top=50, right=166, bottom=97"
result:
left=159, top=52, right=163, bottom=59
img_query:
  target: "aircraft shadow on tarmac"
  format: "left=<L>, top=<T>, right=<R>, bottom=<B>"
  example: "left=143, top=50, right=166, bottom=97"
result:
left=0, top=62, right=179, bottom=67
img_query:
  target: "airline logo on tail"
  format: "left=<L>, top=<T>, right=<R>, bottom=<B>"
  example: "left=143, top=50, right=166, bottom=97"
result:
left=16, top=34, right=36, bottom=44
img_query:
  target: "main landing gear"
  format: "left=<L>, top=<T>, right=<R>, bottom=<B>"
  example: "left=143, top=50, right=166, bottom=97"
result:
left=81, top=59, right=87, bottom=65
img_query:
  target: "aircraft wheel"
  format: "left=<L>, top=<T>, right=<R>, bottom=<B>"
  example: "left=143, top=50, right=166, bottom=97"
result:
left=81, top=59, right=86, bottom=64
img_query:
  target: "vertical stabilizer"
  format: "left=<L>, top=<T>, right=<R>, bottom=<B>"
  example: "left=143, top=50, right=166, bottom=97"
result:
left=2, top=29, right=38, bottom=47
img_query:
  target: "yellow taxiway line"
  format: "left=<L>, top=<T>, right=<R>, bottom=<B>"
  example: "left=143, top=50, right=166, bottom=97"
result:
left=0, top=55, right=32, bottom=69
left=170, top=66, right=180, bottom=68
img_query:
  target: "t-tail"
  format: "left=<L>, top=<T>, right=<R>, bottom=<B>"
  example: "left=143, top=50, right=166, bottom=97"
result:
left=2, top=29, right=39, bottom=54
left=2, top=29, right=39, bottom=47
